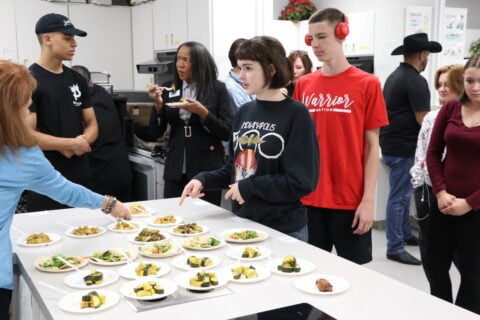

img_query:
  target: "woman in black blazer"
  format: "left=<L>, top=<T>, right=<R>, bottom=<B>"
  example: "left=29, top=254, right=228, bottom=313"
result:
left=148, top=41, right=233, bottom=205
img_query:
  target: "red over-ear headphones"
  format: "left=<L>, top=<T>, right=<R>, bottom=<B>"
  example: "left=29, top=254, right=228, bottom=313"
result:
left=335, top=14, right=349, bottom=39
left=304, top=14, right=349, bottom=46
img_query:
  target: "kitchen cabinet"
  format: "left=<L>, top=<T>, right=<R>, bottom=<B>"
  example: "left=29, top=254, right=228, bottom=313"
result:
left=14, top=0, right=68, bottom=68
left=132, top=1, right=154, bottom=90
left=0, top=0, right=17, bottom=61
left=153, top=0, right=188, bottom=50
left=69, top=4, right=134, bottom=90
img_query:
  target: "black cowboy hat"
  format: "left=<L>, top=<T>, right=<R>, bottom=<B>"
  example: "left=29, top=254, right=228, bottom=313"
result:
left=391, top=33, right=442, bottom=55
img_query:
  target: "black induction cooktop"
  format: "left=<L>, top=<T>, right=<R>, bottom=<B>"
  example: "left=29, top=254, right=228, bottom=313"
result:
left=229, top=303, right=337, bottom=320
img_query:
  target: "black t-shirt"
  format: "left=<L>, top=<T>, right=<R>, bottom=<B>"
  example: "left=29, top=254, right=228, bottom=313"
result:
left=380, top=63, right=431, bottom=157
left=29, top=63, right=92, bottom=183
left=89, top=85, right=132, bottom=192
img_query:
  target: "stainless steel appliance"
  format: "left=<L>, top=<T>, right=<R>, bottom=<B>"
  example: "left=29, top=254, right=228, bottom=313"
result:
left=136, top=49, right=176, bottom=85
left=128, top=146, right=165, bottom=201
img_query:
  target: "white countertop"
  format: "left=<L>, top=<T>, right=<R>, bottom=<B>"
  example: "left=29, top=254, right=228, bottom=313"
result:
left=11, top=198, right=479, bottom=320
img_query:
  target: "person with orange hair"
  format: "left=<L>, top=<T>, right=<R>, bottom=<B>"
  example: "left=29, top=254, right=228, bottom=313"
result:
left=0, top=60, right=131, bottom=319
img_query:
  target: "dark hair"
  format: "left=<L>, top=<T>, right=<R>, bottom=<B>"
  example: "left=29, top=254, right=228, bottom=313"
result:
left=235, top=36, right=291, bottom=89
left=173, top=41, right=218, bottom=101
left=309, top=7, right=346, bottom=28
left=459, top=53, right=480, bottom=103
left=71, top=65, right=91, bottom=83
left=288, top=50, right=313, bottom=76
left=228, top=38, right=247, bottom=68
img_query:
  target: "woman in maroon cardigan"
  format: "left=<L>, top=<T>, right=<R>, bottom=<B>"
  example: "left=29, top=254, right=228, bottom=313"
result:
left=425, top=53, right=480, bottom=314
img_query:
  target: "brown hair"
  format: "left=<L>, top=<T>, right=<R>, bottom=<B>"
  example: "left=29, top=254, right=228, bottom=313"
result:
left=434, top=64, right=464, bottom=94
left=0, top=60, right=37, bottom=154
left=235, top=36, right=291, bottom=89
left=459, top=53, right=480, bottom=103
left=309, top=7, right=345, bottom=28
left=288, top=50, right=313, bottom=77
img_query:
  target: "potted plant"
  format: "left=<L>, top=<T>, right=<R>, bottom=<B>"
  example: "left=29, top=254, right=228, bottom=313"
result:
left=279, top=0, right=317, bottom=23
left=469, top=39, right=480, bottom=56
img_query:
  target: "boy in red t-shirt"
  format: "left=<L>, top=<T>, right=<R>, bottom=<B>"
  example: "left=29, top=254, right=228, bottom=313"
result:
left=294, top=7, right=388, bottom=264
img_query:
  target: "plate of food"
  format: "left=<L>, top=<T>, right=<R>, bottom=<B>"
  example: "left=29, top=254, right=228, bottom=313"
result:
left=169, top=223, right=208, bottom=237
left=35, top=255, right=88, bottom=273
left=137, top=241, right=182, bottom=258
left=120, top=278, right=177, bottom=301
left=174, top=270, right=229, bottom=292
left=227, top=265, right=271, bottom=284
left=146, top=215, right=183, bottom=227
left=221, top=229, right=268, bottom=243
left=118, top=261, right=170, bottom=279
left=127, top=228, right=169, bottom=244
left=225, top=246, right=271, bottom=261
left=65, top=225, right=107, bottom=239
left=181, top=236, right=225, bottom=251
left=58, top=289, right=119, bottom=314
left=89, top=248, right=138, bottom=266
left=64, top=268, right=119, bottom=289
left=266, top=256, right=316, bottom=276
left=107, top=220, right=142, bottom=233
left=294, top=274, right=350, bottom=295
left=172, top=254, right=221, bottom=271
left=128, top=203, right=155, bottom=217
left=17, top=232, right=62, bottom=247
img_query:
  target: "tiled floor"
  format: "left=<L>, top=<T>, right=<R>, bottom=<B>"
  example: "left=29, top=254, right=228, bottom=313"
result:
left=366, top=227, right=460, bottom=295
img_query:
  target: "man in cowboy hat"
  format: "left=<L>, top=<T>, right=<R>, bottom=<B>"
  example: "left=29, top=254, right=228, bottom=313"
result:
left=380, top=32, right=442, bottom=265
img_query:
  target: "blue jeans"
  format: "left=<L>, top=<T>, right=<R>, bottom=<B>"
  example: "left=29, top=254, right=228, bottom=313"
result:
left=382, top=155, right=414, bottom=254
left=287, top=224, right=308, bottom=242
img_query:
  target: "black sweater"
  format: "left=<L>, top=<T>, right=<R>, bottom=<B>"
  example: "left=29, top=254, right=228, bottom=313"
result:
left=196, top=97, right=319, bottom=233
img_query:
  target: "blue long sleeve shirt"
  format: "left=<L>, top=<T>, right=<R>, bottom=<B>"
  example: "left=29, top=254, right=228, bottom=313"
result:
left=0, top=146, right=103, bottom=290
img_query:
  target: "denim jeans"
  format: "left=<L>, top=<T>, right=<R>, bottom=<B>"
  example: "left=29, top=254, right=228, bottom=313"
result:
left=382, top=155, right=414, bottom=254
left=287, top=224, right=308, bottom=242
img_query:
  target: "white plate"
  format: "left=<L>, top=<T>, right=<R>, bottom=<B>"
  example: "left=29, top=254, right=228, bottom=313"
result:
left=225, top=246, right=272, bottom=261
left=89, top=248, right=138, bottom=266
left=127, top=231, right=170, bottom=245
left=137, top=241, right=183, bottom=258
left=118, top=261, right=171, bottom=279
left=174, top=271, right=229, bottom=292
left=128, top=204, right=156, bottom=217
left=221, top=228, right=269, bottom=243
left=35, top=255, right=89, bottom=273
left=120, top=278, right=177, bottom=301
left=294, top=274, right=350, bottom=295
left=171, top=254, right=221, bottom=271
left=181, top=236, right=225, bottom=251
left=166, top=102, right=189, bottom=108
left=146, top=215, right=184, bottom=227
left=65, top=226, right=107, bottom=239
left=168, top=224, right=209, bottom=237
left=58, top=289, right=119, bottom=314
left=107, top=221, right=142, bottom=233
left=64, top=268, right=119, bottom=289
left=266, top=258, right=316, bottom=276
left=17, top=232, right=62, bottom=247
left=226, top=265, right=271, bottom=284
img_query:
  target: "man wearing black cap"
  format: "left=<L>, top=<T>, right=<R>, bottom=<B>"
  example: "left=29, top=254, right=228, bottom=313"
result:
left=380, top=33, right=442, bottom=265
left=25, top=13, right=98, bottom=211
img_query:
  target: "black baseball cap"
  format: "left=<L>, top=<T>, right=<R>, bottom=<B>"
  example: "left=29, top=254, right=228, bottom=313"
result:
left=35, top=13, right=87, bottom=37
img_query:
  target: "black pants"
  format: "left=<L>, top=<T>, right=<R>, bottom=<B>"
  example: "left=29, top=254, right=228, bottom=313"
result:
left=423, top=200, right=480, bottom=314
left=164, top=175, right=221, bottom=206
left=26, top=191, right=70, bottom=212
left=307, top=206, right=372, bottom=265
left=413, top=184, right=435, bottom=265
left=0, top=288, right=12, bottom=320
